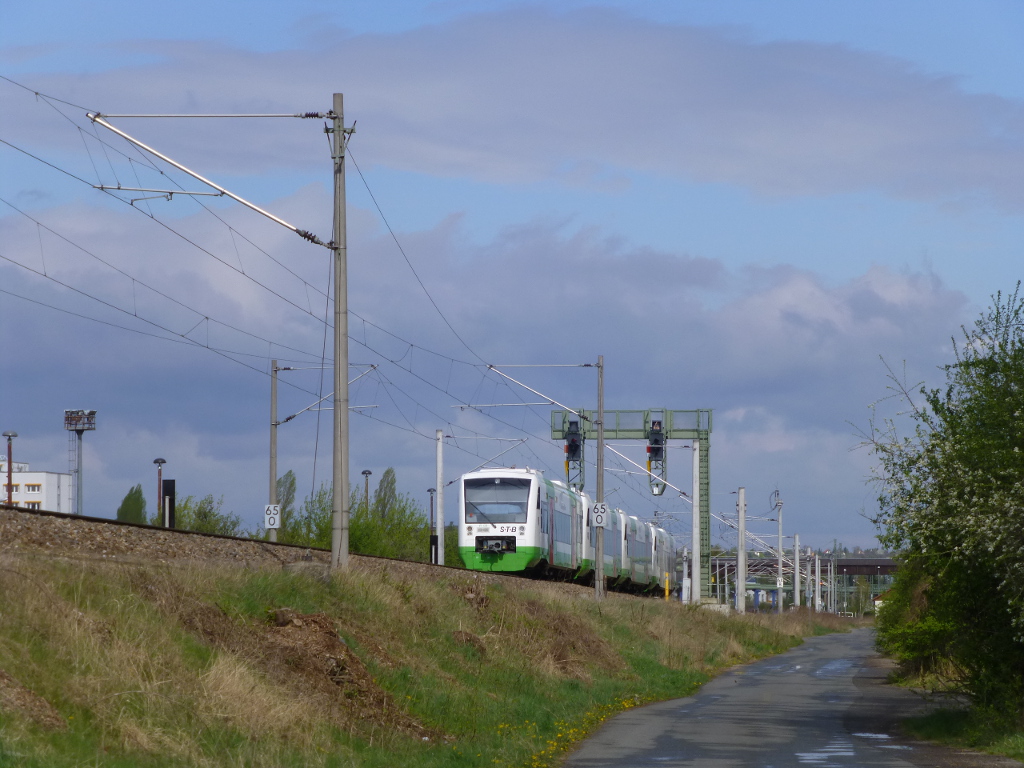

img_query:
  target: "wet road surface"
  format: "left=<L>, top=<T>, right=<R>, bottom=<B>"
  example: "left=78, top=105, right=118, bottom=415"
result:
left=565, top=628, right=1022, bottom=768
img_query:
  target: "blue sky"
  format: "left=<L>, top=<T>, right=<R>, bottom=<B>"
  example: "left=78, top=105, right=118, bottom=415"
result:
left=3, top=1, right=1024, bottom=551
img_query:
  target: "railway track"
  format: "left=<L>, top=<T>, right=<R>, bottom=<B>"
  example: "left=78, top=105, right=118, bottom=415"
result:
left=0, top=504, right=606, bottom=600
left=0, top=502, right=330, bottom=565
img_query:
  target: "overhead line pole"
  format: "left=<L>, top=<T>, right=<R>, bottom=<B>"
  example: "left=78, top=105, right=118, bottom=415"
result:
left=736, top=487, right=746, bottom=613
left=595, top=355, right=606, bottom=601
left=691, top=440, right=701, bottom=604
left=794, top=533, right=801, bottom=609
left=775, top=491, right=784, bottom=614
left=270, top=360, right=278, bottom=543
left=331, top=92, right=350, bottom=570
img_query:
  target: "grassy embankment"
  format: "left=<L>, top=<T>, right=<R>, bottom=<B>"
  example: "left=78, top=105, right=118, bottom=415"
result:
left=0, top=555, right=850, bottom=767
left=900, top=710, right=1024, bottom=762
left=883, top=656, right=1024, bottom=761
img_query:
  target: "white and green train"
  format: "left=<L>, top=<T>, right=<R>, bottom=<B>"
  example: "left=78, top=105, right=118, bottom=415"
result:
left=457, top=467, right=675, bottom=592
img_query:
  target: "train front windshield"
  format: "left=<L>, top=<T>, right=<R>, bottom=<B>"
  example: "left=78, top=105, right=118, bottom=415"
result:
left=464, top=477, right=530, bottom=524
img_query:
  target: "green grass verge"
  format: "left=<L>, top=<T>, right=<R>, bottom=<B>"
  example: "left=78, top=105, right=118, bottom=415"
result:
left=902, top=708, right=1024, bottom=762
left=0, top=558, right=849, bottom=768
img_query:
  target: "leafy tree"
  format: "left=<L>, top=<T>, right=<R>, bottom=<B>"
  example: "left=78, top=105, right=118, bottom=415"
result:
left=165, top=494, right=245, bottom=536
left=279, top=468, right=460, bottom=566
left=273, top=470, right=298, bottom=540
left=279, top=482, right=333, bottom=549
left=115, top=484, right=147, bottom=524
left=444, top=523, right=461, bottom=568
left=371, top=468, right=399, bottom=520
left=867, top=285, right=1024, bottom=714
left=352, top=470, right=430, bottom=561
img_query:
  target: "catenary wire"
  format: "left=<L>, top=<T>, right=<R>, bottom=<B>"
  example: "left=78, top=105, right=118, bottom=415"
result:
left=0, top=196, right=324, bottom=362
left=3, top=80, right=613, bottom=498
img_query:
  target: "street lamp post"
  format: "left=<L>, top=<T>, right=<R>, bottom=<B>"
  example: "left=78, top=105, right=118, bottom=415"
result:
left=154, top=458, right=166, bottom=526
left=3, top=432, right=16, bottom=506
left=428, top=487, right=437, bottom=564
left=362, top=469, right=373, bottom=516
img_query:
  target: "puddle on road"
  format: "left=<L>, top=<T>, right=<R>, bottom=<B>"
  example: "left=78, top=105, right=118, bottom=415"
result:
left=852, top=733, right=914, bottom=753
left=814, top=659, right=855, bottom=677
left=795, top=737, right=856, bottom=765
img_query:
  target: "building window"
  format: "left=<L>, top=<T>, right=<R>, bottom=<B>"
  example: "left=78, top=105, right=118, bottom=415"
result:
left=26, top=484, right=42, bottom=493
left=25, top=502, right=41, bottom=510
left=3, top=484, right=18, bottom=494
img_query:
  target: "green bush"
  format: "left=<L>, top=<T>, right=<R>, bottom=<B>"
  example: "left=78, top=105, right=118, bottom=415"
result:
left=868, top=285, right=1024, bottom=715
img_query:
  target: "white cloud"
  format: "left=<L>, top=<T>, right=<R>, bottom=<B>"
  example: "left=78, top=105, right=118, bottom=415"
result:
left=6, top=8, right=1024, bottom=208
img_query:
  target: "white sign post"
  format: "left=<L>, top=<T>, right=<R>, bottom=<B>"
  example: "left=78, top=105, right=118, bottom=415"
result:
left=592, top=502, right=609, bottom=528
left=265, top=504, right=281, bottom=531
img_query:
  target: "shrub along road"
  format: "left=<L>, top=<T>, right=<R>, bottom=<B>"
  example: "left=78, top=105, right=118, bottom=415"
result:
left=564, top=628, right=1022, bottom=768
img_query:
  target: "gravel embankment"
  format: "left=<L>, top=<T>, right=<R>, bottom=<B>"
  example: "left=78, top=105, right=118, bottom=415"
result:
left=0, top=506, right=323, bottom=567
left=0, top=505, right=598, bottom=599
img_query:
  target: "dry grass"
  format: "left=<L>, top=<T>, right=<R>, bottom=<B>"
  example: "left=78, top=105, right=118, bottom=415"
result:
left=199, top=653, right=318, bottom=740
left=0, top=554, right=854, bottom=768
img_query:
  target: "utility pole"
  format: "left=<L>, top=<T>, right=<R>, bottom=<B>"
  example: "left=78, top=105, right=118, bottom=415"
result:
left=435, top=429, right=445, bottom=566
left=269, top=360, right=278, bottom=542
left=793, top=533, right=801, bottom=609
left=690, top=442, right=701, bottom=604
left=823, top=561, right=831, bottom=614
left=814, top=553, right=821, bottom=611
left=428, top=488, right=437, bottom=564
left=3, top=432, right=16, bottom=505
left=595, top=355, right=606, bottom=601
left=331, top=92, right=350, bottom=570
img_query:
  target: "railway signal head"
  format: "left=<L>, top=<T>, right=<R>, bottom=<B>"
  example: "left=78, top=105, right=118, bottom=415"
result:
left=647, top=419, right=665, bottom=462
left=565, top=420, right=583, bottom=462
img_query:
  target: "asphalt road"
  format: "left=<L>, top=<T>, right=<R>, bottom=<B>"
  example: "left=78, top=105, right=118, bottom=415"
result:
left=565, top=628, right=1022, bottom=768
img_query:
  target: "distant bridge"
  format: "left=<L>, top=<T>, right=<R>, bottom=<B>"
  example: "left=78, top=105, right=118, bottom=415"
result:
left=831, top=557, right=898, bottom=576
left=713, top=555, right=898, bottom=577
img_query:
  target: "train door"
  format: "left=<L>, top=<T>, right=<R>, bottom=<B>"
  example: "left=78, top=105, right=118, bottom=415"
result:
left=547, top=486, right=555, bottom=564
left=570, top=495, right=578, bottom=569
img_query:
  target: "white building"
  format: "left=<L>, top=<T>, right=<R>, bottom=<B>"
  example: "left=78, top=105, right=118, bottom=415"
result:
left=0, top=461, right=73, bottom=513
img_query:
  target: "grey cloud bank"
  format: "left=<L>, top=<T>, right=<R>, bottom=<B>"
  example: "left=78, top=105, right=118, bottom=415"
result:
left=0, top=5, right=1010, bottom=548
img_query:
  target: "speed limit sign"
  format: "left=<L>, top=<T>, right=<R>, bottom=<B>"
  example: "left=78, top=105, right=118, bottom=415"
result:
left=592, top=502, right=609, bottom=528
left=265, top=504, right=281, bottom=530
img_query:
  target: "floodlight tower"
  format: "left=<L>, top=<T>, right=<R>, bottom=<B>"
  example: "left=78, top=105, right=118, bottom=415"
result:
left=64, top=410, right=96, bottom=516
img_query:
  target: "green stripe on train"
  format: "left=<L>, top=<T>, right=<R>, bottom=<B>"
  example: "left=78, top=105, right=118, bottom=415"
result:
left=459, top=546, right=544, bottom=572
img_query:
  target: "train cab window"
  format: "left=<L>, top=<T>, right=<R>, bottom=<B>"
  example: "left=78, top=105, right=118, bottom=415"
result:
left=464, top=477, right=530, bottom=524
